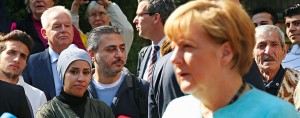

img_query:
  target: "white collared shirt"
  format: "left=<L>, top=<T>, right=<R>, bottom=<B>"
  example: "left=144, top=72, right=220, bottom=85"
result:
left=17, top=76, right=47, bottom=117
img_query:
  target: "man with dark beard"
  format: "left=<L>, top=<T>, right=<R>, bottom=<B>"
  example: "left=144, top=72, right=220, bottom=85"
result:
left=87, top=26, right=149, bottom=118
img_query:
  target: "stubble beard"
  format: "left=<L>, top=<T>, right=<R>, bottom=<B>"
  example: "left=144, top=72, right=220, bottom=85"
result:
left=98, top=57, right=123, bottom=78
left=1, top=70, right=20, bottom=80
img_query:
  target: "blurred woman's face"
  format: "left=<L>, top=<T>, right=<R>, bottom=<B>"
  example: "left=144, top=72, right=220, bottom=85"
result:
left=29, top=0, right=55, bottom=17
left=170, top=26, right=223, bottom=95
left=88, top=5, right=110, bottom=28
left=64, top=60, right=91, bottom=97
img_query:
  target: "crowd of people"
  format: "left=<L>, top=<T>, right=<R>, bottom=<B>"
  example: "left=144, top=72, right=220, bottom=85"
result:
left=0, top=0, right=300, bottom=118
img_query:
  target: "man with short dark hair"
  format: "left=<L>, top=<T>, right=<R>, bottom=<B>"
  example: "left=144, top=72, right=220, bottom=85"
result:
left=87, top=26, right=149, bottom=118
left=282, top=4, right=300, bottom=70
left=0, top=30, right=47, bottom=116
left=251, top=7, right=280, bottom=27
left=0, top=30, right=34, bottom=118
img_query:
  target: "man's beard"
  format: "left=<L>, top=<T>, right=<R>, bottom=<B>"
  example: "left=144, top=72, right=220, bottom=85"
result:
left=98, top=57, right=124, bottom=77
left=1, top=70, right=20, bottom=80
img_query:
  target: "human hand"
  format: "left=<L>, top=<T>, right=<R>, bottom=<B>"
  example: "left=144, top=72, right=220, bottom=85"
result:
left=73, top=0, right=89, bottom=6
left=95, top=0, right=111, bottom=7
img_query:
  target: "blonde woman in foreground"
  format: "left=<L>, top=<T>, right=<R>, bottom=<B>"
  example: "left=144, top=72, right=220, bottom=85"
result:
left=162, top=0, right=298, bottom=118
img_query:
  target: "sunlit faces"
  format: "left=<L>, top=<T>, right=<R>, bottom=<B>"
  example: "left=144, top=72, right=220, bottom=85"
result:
left=133, top=1, right=154, bottom=38
left=285, top=15, right=300, bottom=43
left=253, top=30, right=286, bottom=72
left=88, top=5, right=110, bottom=28
left=91, top=33, right=126, bottom=76
left=63, top=60, right=91, bottom=97
left=29, top=0, right=55, bottom=16
left=0, top=41, right=29, bottom=79
left=252, top=12, right=274, bottom=27
left=41, top=11, right=74, bottom=52
left=170, top=27, right=225, bottom=94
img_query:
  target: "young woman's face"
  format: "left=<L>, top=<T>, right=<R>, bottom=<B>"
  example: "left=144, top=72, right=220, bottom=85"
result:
left=63, top=60, right=91, bottom=97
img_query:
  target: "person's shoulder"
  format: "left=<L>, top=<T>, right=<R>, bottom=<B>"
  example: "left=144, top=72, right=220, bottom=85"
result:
left=0, top=80, right=23, bottom=92
left=36, top=98, right=58, bottom=117
left=245, top=88, right=298, bottom=114
left=27, top=49, right=49, bottom=64
left=88, top=98, right=111, bottom=109
left=163, top=95, right=200, bottom=118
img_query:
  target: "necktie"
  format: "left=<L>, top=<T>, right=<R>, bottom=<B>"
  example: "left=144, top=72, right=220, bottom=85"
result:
left=147, top=46, right=160, bottom=81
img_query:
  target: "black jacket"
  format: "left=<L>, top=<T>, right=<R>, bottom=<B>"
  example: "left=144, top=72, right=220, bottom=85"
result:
left=0, top=80, right=32, bottom=118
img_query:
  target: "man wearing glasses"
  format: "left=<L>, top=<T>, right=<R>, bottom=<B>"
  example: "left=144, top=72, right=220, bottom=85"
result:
left=133, top=0, right=175, bottom=81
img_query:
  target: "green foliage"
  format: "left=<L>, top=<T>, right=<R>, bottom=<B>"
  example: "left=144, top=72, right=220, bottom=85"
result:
left=6, top=0, right=188, bottom=74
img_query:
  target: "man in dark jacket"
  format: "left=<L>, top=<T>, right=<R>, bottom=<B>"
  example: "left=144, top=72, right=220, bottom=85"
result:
left=87, top=26, right=149, bottom=118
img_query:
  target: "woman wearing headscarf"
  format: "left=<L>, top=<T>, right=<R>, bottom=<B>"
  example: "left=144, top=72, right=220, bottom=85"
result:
left=36, top=44, right=114, bottom=118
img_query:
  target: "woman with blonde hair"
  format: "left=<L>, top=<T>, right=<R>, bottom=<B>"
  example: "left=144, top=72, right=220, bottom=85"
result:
left=163, top=0, right=298, bottom=117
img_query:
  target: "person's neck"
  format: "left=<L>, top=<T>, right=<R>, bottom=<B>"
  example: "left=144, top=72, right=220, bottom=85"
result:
left=0, top=73, right=19, bottom=84
left=50, top=46, right=68, bottom=55
left=194, top=71, right=249, bottom=114
left=32, top=13, right=41, bottom=21
left=148, top=28, right=165, bottom=44
left=260, top=67, right=280, bottom=82
left=93, top=70, right=122, bottom=84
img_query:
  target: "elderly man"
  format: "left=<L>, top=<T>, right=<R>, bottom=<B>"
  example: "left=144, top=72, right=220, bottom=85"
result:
left=87, top=26, right=149, bottom=118
left=282, top=4, right=300, bottom=70
left=22, top=6, right=74, bottom=100
left=254, top=25, right=300, bottom=106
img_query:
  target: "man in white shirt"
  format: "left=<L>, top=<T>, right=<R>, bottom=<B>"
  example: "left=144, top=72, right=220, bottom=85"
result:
left=282, top=4, right=300, bottom=70
left=0, top=30, right=47, bottom=116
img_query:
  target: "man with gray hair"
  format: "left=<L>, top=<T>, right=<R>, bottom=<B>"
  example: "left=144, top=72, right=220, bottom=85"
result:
left=253, top=25, right=300, bottom=107
left=87, top=26, right=149, bottom=118
left=22, top=6, right=74, bottom=101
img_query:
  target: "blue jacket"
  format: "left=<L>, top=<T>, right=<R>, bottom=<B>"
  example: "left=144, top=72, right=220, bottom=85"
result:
left=22, top=49, right=56, bottom=100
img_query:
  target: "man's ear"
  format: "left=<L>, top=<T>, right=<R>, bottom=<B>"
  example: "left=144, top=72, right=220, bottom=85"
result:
left=220, top=42, right=234, bottom=67
left=88, top=50, right=96, bottom=62
left=153, top=13, right=161, bottom=24
left=282, top=44, right=287, bottom=60
left=41, top=28, right=48, bottom=40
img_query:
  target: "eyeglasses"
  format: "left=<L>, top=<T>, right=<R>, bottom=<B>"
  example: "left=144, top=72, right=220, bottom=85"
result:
left=136, top=12, right=156, bottom=18
left=89, top=12, right=107, bottom=19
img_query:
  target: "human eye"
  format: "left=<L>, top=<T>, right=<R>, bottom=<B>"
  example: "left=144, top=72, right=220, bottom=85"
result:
left=7, top=50, right=16, bottom=55
left=258, top=43, right=266, bottom=49
left=294, top=21, right=300, bottom=26
left=83, top=70, right=91, bottom=75
left=69, top=69, right=79, bottom=75
left=285, top=23, right=290, bottom=28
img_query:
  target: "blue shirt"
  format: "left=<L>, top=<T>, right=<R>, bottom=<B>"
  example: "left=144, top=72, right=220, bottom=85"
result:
left=163, top=87, right=299, bottom=118
left=48, top=48, right=62, bottom=96
left=282, top=44, right=300, bottom=70
left=92, top=72, right=125, bottom=106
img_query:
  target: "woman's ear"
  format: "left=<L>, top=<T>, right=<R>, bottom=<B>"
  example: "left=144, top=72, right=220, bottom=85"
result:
left=220, top=42, right=234, bottom=67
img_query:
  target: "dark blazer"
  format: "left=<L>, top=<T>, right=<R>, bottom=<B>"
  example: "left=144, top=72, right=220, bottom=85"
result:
left=243, top=60, right=265, bottom=91
left=22, top=48, right=56, bottom=100
left=148, top=52, right=185, bottom=118
left=0, top=80, right=32, bottom=118
left=88, top=73, right=149, bottom=118
left=137, top=46, right=151, bottom=79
